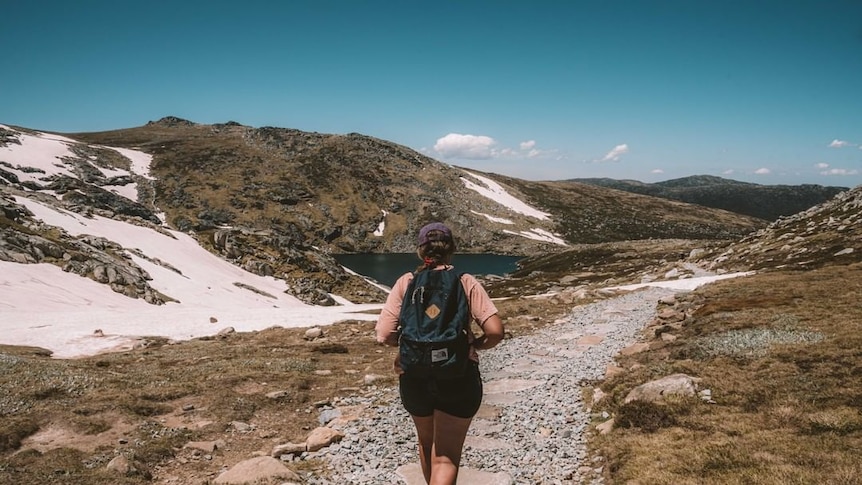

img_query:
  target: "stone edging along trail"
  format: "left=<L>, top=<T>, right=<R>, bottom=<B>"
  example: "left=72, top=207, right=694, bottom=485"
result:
left=294, top=286, right=677, bottom=485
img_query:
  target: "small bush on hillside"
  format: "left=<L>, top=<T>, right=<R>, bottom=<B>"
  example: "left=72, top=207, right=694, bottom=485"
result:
left=615, top=400, right=677, bottom=432
left=124, top=401, right=172, bottom=417
left=128, top=421, right=193, bottom=470
left=312, top=343, right=349, bottom=354
left=615, top=394, right=699, bottom=433
left=0, top=416, right=39, bottom=453
left=803, top=407, right=862, bottom=436
left=230, top=396, right=258, bottom=421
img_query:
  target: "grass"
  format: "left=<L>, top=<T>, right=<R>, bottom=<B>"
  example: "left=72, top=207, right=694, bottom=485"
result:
left=0, top=322, right=396, bottom=484
left=0, top=292, right=565, bottom=484
left=589, top=263, right=862, bottom=484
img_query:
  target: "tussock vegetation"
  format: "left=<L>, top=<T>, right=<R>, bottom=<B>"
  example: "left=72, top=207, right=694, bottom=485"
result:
left=0, top=295, right=562, bottom=484
left=0, top=323, right=397, bottom=484
left=590, top=263, right=862, bottom=484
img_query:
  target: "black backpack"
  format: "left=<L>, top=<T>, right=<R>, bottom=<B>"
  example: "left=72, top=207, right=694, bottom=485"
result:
left=398, top=268, right=471, bottom=379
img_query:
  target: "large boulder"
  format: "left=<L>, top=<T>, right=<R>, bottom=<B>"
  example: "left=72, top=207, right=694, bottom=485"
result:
left=213, top=456, right=300, bottom=484
left=624, top=373, right=701, bottom=404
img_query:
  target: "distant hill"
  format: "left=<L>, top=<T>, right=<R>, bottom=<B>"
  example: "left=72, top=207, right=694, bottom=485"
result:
left=569, top=175, right=848, bottom=221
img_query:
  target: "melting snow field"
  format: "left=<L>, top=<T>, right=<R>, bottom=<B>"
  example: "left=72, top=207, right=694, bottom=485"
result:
left=0, top=261, right=380, bottom=359
left=0, top=199, right=381, bottom=358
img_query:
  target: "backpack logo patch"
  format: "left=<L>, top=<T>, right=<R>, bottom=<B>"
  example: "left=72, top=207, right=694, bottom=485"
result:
left=431, top=348, right=449, bottom=362
left=425, top=304, right=441, bottom=319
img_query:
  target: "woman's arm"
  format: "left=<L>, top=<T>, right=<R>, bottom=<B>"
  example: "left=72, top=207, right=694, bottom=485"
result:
left=375, top=307, right=400, bottom=346
left=375, top=273, right=411, bottom=346
left=473, top=313, right=504, bottom=350
left=459, top=273, right=504, bottom=351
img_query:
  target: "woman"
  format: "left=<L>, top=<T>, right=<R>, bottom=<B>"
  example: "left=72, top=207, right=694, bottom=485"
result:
left=375, top=222, right=505, bottom=485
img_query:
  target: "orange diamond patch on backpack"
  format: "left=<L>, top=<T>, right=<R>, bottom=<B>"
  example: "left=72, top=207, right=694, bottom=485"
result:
left=425, top=304, right=441, bottom=319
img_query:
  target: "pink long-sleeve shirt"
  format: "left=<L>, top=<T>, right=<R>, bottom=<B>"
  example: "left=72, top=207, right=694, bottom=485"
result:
left=375, top=267, right=499, bottom=370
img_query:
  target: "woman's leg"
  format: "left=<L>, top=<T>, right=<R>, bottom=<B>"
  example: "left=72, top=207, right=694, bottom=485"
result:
left=410, top=414, right=435, bottom=483
left=429, top=409, right=473, bottom=485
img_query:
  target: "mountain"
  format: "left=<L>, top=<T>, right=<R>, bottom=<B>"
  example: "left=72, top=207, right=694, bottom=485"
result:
left=709, top=184, right=862, bottom=271
left=570, top=175, right=847, bottom=221
left=2, top=118, right=764, bottom=308
left=493, top=184, right=862, bottom=298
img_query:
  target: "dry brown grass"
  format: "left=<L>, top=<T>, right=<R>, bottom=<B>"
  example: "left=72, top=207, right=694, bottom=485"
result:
left=0, top=321, right=398, bottom=484
left=591, top=263, right=862, bottom=484
left=0, top=295, right=563, bottom=484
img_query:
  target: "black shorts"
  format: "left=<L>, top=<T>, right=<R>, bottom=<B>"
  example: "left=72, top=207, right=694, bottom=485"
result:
left=398, top=362, right=483, bottom=419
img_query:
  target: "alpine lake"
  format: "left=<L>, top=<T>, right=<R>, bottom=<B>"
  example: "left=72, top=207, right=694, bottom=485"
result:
left=334, top=253, right=523, bottom=287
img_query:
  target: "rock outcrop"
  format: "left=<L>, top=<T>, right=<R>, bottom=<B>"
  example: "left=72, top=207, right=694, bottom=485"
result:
left=711, top=185, right=862, bottom=271
left=0, top=193, right=167, bottom=303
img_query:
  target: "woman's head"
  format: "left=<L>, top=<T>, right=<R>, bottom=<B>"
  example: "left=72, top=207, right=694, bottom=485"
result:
left=416, top=222, right=456, bottom=268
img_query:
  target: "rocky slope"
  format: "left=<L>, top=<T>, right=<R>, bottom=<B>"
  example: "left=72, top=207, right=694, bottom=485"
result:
left=571, top=175, right=847, bottom=221
left=485, top=185, right=862, bottom=299
left=2, top=118, right=767, bottom=305
left=709, top=185, right=862, bottom=271
left=487, top=174, right=764, bottom=243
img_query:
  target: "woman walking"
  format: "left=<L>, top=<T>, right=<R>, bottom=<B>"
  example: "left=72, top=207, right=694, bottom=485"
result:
left=376, top=222, right=505, bottom=484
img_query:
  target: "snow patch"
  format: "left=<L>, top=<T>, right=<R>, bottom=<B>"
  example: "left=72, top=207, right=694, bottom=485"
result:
left=0, top=125, right=146, bottom=203
left=503, top=228, right=568, bottom=246
left=108, top=145, right=154, bottom=179
left=0, top=125, right=77, bottom=183
left=15, top=196, right=304, bottom=309
left=608, top=272, right=756, bottom=291
left=460, top=170, right=551, bottom=220
left=471, top=210, right=514, bottom=224
left=373, top=210, right=388, bottom=236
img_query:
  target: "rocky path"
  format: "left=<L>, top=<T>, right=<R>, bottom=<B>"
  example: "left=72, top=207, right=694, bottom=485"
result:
left=297, top=286, right=676, bottom=485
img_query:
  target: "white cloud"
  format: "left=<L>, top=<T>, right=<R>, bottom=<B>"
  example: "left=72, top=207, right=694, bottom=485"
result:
left=820, top=168, right=860, bottom=176
left=600, top=144, right=629, bottom=162
left=651, top=169, right=664, bottom=174
left=816, top=162, right=830, bottom=169
left=723, top=169, right=735, bottom=175
left=754, top=168, right=771, bottom=175
left=434, top=133, right=498, bottom=159
left=433, top=134, right=559, bottom=162
left=829, top=139, right=851, bottom=148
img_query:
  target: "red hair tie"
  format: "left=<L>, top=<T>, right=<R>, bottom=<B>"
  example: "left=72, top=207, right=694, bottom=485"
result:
left=423, top=257, right=436, bottom=267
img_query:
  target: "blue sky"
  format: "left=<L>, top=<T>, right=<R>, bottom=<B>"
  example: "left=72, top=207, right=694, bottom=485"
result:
left=2, top=1, right=861, bottom=186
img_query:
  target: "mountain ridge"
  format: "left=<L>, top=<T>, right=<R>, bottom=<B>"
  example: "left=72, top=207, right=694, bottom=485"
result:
left=0, top=117, right=825, bottom=306
left=569, top=175, right=847, bottom=221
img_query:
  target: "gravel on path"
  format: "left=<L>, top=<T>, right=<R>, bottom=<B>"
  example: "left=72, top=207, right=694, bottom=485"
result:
left=304, top=287, right=676, bottom=485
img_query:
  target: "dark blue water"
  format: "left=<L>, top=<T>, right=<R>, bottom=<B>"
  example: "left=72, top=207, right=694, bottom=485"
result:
left=334, top=253, right=522, bottom=287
